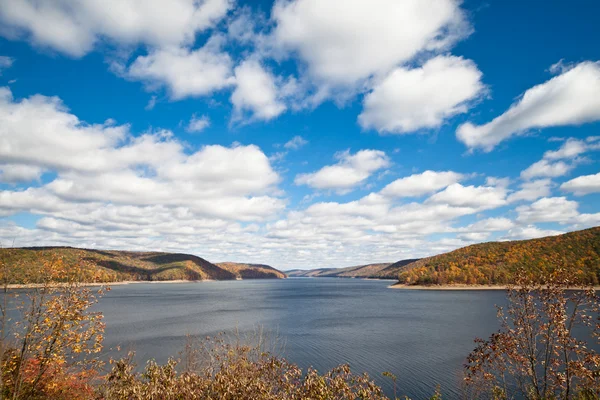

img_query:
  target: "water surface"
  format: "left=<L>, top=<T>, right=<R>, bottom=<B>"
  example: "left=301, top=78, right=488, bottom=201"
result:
left=97, top=278, right=507, bottom=398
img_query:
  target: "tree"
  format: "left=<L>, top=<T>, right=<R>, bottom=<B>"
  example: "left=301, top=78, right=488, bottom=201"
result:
left=464, top=268, right=600, bottom=399
left=0, top=251, right=106, bottom=399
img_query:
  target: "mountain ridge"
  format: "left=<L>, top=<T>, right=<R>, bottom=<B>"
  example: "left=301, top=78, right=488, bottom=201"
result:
left=0, top=247, right=286, bottom=284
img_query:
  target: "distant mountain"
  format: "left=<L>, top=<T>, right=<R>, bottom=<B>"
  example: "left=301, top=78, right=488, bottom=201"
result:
left=0, top=247, right=286, bottom=284
left=216, top=262, right=286, bottom=279
left=285, top=268, right=338, bottom=277
left=394, top=227, right=600, bottom=286
left=284, top=262, right=415, bottom=279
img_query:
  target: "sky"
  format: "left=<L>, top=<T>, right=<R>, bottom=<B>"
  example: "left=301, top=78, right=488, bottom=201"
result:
left=0, top=0, right=599, bottom=270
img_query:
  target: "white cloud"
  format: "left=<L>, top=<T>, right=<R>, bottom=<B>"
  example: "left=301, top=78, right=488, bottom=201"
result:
left=561, top=173, right=600, bottom=196
left=145, top=95, right=157, bottom=111
left=295, top=149, right=390, bottom=193
left=380, top=170, right=463, bottom=198
left=516, top=197, right=580, bottom=224
left=231, top=59, right=286, bottom=121
left=426, top=183, right=507, bottom=210
left=272, top=0, right=469, bottom=88
left=0, top=87, right=284, bottom=223
left=465, top=217, right=514, bottom=232
left=0, top=56, right=13, bottom=74
left=519, top=137, right=600, bottom=180
left=0, top=164, right=42, bottom=184
left=358, top=56, right=484, bottom=133
left=0, top=0, right=233, bottom=57
left=125, top=37, right=235, bottom=99
left=543, top=138, right=591, bottom=160
left=187, top=114, right=210, bottom=133
left=502, top=225, right=564, bottom=240
left=520, top=159, right=573, bottom=180
left=457, top=61, right=600, bottom=151
left=284, top=135, right=308, bottom=150
left=507, top=179, right=554, bottom=202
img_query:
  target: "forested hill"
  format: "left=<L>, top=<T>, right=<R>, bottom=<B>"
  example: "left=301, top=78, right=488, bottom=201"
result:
left=395, top=227, right=600, bottom=286
left=285, top=262, right=415, bottom=279
left=0, top=247, right=286, bottom=284
left=215, top=262, right=286, bottom=279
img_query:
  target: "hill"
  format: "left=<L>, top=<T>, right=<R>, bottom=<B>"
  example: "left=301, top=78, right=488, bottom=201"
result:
left=215, top=262, right=286, bottom=279
left=284, top=262, right=414, bottom=279
left=394, top=227, right=600, bottom=286
left=0, top=247, right=286, bottom=284
left=285, top=268, right=337, bottom=277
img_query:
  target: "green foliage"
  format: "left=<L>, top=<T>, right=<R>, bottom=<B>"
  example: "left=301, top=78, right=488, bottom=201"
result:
left=396, top=227, right=600, bottom=286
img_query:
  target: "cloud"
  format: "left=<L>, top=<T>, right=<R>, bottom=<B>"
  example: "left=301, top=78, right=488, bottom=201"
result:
left=0, top=0, right=233, bottom=57
left=0, top=164, right=42, bottom=184
left=295, top=149, right=390, bottom=193
left=520, top=160, right=573, bottom=180
left=426, top=183, right=507, bottom=210
left=502, top=225, right=564, bottom=240
left=561, top=173, right=600, bottom=196
left=380, top=170, right=464, bottom=198
left=519, top=137, right=599, bottom=180
left=358, top=55, right=484, bottom=133
left=284, top=135, right=308, bottom=150
left=145, top=95, right=157, bottom=111
left=515, top=197, right=600, bottom=227
left=457, top=61, right=600, bottom=151
left=231, top=59, right=286, bottom=121
left=187, top=114, right=210, bottom=133
left=125, top=38, right=235, bottom=99
left=0, top=56, right=13, bottom=74
left=272, top=0, right=468, bottom=89
left=507, top=179, right=554, bottom=202
left=0, top=87, right=284, bottom=223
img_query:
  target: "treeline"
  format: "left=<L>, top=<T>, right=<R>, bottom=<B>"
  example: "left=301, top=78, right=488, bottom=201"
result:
left=397, top=227, right=600, bottom=285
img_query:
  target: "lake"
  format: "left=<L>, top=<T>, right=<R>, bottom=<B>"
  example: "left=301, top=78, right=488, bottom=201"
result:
left=96, top=278, right=507, bottom=399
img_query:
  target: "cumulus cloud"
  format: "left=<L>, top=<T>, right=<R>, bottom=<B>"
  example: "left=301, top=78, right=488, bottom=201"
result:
left=295, top=149, right=390, bottom=193
left=0, top=0, right=233, bottom=57
left=0, top=164, right=42, bottom=184
left=519, top=137, right=600, bottom=180
left=187, top=114, right=210, bottom=133
left=520, top=160, right=573, bottom=180
left=231, top=59, right=286, bottom=121
left=561, top=173, right=600, bottom=196
left=0, top=87, right=283, bottom=223
left=125, top=38, right=235, bottom=99
left=380, top=170, right=464, bottom=198
left=359, top=56, right=484, bottom=133
left=426, top=183, right=507, bottom=210
left=507, top=179, right=554, bottom=202
left=272, top=0, right=469, bottom=87
left=516, top=197, right=600, bottom=227
left=502, top=225, right=564, bottom=240
left=457, top=61, right=600, bottom=151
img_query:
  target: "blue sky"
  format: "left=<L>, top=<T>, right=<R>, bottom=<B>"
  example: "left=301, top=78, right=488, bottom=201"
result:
left=0, top=0, right=599, bottom=269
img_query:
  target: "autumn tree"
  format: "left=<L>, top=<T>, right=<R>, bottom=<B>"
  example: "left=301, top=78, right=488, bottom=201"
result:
left=0, top=251, right=106, bottom=399
left=464, top=269, right=600, bottom=399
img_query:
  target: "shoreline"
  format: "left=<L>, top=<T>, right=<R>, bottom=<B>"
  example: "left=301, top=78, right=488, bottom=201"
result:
left=4, top=279, right=216, bottom=289
left=389, top=284, right=600, bottom=291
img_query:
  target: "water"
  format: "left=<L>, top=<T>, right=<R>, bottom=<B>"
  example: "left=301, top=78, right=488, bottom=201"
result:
left=96, top=278, right=507, bottom=399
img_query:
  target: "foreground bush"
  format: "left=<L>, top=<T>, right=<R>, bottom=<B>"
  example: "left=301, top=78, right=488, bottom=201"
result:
left=101, top=337, right=389, bottom=400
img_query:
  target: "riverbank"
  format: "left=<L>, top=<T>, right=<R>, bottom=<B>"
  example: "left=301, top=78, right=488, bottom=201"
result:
left=389, top=284, right=600, bottom=291
left=4, top=279, right=214, bottom=289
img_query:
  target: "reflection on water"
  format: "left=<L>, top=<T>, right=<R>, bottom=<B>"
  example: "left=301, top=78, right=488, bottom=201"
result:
left=96, top=278, right=507, bottom=398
